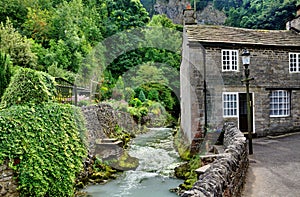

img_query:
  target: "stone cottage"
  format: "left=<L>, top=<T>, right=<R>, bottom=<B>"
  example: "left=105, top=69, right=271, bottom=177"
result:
left=180, top=8, right=300, bottom=146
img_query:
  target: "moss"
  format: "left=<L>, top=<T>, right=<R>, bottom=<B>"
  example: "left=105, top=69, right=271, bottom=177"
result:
left=174, top=155, right=202, bottom=191
left=173, top=127, right=191, bottom=160
left=109, top=152, right=139, bottom=171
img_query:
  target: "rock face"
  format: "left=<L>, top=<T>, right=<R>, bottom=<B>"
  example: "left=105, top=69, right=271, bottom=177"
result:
left=196, top=2, right=226, bottom=25
left=0, top=160, right=19, bottom=197
left=154, top=0, right=188, bottom=24
left=154, top=0, right=226, bottom=25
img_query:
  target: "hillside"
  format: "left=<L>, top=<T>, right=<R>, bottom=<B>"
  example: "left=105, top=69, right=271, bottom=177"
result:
left=141, top=0, right=300, bottom=30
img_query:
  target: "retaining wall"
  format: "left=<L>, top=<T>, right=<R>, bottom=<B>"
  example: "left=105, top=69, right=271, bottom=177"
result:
left=181, top=122, right=249, bottom=197
left=0, top=160, right=19, bottom=197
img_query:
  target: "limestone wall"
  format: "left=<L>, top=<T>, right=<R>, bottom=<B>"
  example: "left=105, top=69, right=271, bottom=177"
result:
left=181, top=122, right=249, bottom=197
left=0, top=160, right=19, bottom=197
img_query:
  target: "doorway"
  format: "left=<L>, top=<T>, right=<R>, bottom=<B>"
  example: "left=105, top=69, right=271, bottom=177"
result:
left=238, top=93, right=253, bottom=133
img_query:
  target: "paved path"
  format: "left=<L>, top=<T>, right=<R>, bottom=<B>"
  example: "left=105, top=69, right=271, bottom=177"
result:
left=242, top=133, right=300, bottom=197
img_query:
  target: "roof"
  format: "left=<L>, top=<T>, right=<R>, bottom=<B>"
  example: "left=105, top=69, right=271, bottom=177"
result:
left=185, top=25, right=300, bottom=47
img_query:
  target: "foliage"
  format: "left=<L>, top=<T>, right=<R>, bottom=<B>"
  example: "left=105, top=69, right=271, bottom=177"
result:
left=124, top=87, right=135, bottom=102
left=129, top=98, right=143, bottom=108
left=138, top=90, right=146, bottom=102
left=104, top=0, right=150, bottom=37
left=0, top=53, right=12, bottom=100
left=213, top=0, right=243, bottom=11
left=0, top=103, right=87, bottom=196
left=189, top=0, right=210, bottom=11
left=175, top=155, right=202, bottom=190
left=140, top=0, right=156, bottom=17
left=22, top=7, right=54, bottom=46
left=0, top=68, right=56, bottom=108
left=0, top=19, right=37, bottom=68
left=224, top=0, right=298, bottom=30
left=134, top=83, right=176, bottom=112
left=47, top=63, right=76, bottom=83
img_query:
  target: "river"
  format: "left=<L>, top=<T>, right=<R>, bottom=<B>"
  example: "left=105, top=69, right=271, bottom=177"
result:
left=83, top=128, right=183, bottom=197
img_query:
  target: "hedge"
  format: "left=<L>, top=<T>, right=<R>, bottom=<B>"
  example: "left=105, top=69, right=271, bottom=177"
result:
left=0, top=103, right=87, bottom=196
left=0, top=67, right=57, bottom=108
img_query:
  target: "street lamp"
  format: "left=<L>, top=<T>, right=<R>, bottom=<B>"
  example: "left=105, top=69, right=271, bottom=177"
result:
left=242, top=49, right=254, bottom=155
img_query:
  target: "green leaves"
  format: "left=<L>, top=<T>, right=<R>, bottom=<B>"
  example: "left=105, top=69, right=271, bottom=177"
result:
left=0, top=68, right=57, bottom=108
left=0, top=52, right=12, bottom=100
left=224, top=0, right=298, bottom=30
left=0, top=103, right=88, bottom=196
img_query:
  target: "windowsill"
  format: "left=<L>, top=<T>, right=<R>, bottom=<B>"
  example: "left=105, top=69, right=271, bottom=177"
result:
left=222, top=70, right=239, bottom=72
left=270, top=115, right=290, bottom=118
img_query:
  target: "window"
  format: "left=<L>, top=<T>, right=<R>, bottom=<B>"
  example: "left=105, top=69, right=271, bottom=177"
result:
left=222, top=50, right=238, bottom=71
left=270, top=90, right=290, bottom=117
left=289, top=53, right=300, bottom=73
left=223, top=93, right=238, bottom=117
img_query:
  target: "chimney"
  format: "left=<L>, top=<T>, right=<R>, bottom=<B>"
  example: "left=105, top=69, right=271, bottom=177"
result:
left=183, top=3, right=197, bottom=25
left=297, top=4, right=300, bottom=17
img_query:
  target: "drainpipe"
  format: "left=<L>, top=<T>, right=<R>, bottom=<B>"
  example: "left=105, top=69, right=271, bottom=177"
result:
left=198, top=42, right=208, bottom=137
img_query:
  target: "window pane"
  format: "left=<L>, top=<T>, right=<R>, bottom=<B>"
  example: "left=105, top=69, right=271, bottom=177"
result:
left=270, top=90, right=290, bottom=117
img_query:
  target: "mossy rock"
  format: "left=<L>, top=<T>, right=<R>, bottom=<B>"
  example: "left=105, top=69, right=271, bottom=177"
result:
left=109, top=152, right=139, bottom=171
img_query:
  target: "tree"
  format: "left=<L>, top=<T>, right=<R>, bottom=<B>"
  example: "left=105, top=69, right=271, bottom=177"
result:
left=0, top=19, right=37, bottom=69
left=105, top=0, right=150, bottom=37
left=0, top=53, right=12, bottom=100
left=225, top=0, right=298, bottom=30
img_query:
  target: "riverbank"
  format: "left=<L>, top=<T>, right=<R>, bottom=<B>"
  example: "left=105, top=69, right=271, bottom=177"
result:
left=76, top=102, right=176, bottom=195
left=81, top=128, right=183, bottom=197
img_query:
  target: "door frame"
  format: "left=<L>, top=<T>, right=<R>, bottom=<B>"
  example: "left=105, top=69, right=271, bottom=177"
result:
left=238, top=92, right=255, bottom=133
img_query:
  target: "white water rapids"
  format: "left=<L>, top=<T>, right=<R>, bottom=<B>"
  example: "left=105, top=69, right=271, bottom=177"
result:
left=83, top=128, right=183, bottom=197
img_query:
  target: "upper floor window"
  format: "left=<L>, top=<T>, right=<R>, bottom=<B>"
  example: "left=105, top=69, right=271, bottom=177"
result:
left=222, top=49, right=238, bottom=72
left=223, top=93, right=238, bottom=117
left=270, top=90, right=290, bottom=117
left=289, top=53, right=300, bottom=73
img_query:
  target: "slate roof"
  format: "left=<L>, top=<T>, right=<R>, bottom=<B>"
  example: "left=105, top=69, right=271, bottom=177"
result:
left=185, top=25, right=300, bottom=47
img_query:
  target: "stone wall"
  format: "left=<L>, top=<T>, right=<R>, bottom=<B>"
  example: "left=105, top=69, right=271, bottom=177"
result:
left=190, top=45, right=300, bottom=136
left=81, top=103, right=140, bottom=153
left=0, top=160, right=19, bottom=197
left=181, top=122, right=248, bottom=197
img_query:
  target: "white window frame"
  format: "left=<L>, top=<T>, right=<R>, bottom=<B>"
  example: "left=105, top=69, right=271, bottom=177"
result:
left=223, top=92, right=238, bottom=117
left=222, top=49, right=239, bottom=72
left=289, top=52, right=300, bottom=73
left=270, top=90, right=290, bottom=117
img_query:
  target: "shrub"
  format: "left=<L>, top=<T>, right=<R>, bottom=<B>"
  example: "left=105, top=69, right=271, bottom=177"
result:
left=0, top=68, right=57, bottom=108
left=0, top=103, right=87, bottom=196
left=138, top=90, right=146, bottom=102
left=124, top=87, right=135, bottom=102
left=0, top=53, right=12, bottom=100
left=129, top=98, right=142, bottom=108
left=138, top=106, right=148, bottom=117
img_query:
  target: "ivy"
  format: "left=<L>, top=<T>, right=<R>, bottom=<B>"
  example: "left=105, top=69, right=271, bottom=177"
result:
left=0, top=103, right=87, bottom=196
left=0, top=67, right=57, bottom=109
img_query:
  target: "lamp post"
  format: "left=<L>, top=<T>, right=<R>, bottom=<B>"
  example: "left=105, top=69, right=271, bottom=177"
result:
left=242, top=49, right=254, bottom=155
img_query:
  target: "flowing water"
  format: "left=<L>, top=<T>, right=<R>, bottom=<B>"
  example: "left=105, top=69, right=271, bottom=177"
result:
left=83, top=128, right=183, bottom=197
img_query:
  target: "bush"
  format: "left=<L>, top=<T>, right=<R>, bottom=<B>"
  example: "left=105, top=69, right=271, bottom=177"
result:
left=0, top=68, right=57, bottom=108
left=138, top=90, right=146, bottom=102
left=0, top=53, right=12, bottom=100
left=129, top=98, right=142, bottom=108
left=124, top=87, right=135, bottom=102
left=0, top=103, right=87, bottom=196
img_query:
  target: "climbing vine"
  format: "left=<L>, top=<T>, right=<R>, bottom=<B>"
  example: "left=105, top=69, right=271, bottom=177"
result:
left=0, top=103, right=87, bottom=196
left=0, top=67, right=57, bottom=109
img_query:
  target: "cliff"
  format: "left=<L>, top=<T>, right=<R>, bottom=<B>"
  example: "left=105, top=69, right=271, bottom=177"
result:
left=154, top=0, right=226, bottom=25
